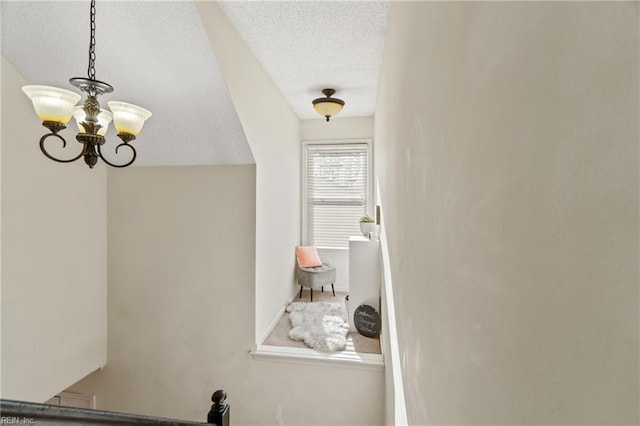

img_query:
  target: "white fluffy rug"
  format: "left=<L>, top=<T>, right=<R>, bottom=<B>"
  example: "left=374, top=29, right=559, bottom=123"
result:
left=286, top=301, right=349, bottom=352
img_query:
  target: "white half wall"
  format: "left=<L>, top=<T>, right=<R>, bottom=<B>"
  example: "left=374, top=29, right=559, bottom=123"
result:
left=1, top=56, right=107, bottom=402
left=68, top=165, right=384, bottom=426
left=378, top=213, right=407, bottom=426
left=196, top=2, right=301, bottom=345
left=376, top=2, right=638, bottom=424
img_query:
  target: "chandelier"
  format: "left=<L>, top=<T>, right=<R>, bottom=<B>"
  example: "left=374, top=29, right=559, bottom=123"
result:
left=22, top=0, right=151, bottom=169
left=312, top=88, right=344, bottom=122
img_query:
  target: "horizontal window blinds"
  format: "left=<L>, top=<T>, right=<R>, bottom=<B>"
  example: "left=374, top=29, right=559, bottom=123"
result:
left=305, top=144, right=369, bottom=249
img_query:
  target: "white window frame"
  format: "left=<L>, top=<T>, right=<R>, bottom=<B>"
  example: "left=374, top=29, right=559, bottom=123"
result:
left=301, top=139, right=374, bottom=250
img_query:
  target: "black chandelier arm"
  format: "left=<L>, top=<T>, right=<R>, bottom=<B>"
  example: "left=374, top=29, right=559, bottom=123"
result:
left=39, top=132, right=85, bottom=164
left=97, top=142, right=137, bottom=168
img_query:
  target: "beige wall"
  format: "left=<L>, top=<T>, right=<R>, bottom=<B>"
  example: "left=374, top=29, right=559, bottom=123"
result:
left=69, top=165, right=384, bottom=426
left=196, top=2, right=302, bottom=345
left=375, top=2, right=638, bottom=424
left=1, top=56, right=107, bottom=401
left=301, top=116, right=374, bottom=141
left=377, top=200, right=407, bottom=426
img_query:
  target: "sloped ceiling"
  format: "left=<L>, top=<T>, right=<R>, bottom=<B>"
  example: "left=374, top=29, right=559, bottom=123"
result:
left=1, top=1, right=389, bottom=166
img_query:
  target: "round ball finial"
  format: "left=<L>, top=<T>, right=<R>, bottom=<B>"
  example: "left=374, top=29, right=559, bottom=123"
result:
left=212, top=389, right=227, bottom=406
left=212, top=389, right=226, bottom=403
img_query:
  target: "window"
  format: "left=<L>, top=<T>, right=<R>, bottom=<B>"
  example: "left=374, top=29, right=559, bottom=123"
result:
left=302, top=140, right=373, bottom=249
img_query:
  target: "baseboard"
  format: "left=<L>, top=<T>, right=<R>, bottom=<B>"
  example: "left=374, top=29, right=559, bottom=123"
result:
left=258, top=306, right=286, bottom=346
left=258, top=284, right=306, bottom=345
left=260, top=286, right=349, bottom=345
left=287, top=286, right=299, bottom=305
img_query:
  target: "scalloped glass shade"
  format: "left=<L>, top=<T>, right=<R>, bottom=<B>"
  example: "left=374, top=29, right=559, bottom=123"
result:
left=107, top=101, right=152, bottom=136
left=22, top=85, right=81, bottom=124
left=73, top=106, right=113, bottom=136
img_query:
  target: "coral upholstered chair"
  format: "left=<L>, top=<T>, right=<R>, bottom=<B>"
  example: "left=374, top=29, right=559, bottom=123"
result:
left=295, top=246, right=336, bottom=302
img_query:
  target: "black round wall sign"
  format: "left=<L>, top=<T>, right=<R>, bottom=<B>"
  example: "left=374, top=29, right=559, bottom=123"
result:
left=354, top=304, right=381, bottom=338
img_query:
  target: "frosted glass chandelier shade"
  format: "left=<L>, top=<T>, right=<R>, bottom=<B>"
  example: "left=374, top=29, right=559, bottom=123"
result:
left=22, top=0, right=151, bottom=169
left=313, top=101, right=343, bottom=117
left=73, top=106, right=113, bottom=136
left=107, top=101, right=152, bottom=136
left=22, top=85, right=81, bottom=124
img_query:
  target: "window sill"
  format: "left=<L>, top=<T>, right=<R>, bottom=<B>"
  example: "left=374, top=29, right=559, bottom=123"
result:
left=251, top=344, right=384, bottom=371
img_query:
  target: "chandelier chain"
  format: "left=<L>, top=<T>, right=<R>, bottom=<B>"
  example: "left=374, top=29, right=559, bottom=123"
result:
left=88, top=0, right=97, bottom=80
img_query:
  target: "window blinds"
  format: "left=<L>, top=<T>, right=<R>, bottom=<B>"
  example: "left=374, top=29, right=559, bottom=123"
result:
left=305, top=143, right=369, bottom=249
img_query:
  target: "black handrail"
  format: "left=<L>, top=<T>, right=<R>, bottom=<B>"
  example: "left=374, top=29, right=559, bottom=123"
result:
left=0, top=389, right=229, bottom=425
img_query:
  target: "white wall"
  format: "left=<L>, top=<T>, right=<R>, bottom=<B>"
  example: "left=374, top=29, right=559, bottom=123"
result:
left=68, top=165, right=384, bottom=426
left=301, top=117, right=374, bottom=141
left=376, top=190, right=407, bottom=426
left=0, top=56, right=3, bottom=398
left=376, top=2, right=638, bottom=424
left=1, top=56, right=107, bottom=402
left=196, top=2, right=301, bottom=345
left=301, top=117, right=374, bottom=292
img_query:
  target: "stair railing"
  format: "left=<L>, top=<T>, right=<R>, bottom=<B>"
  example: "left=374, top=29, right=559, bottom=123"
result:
left=0, top=389, right=229, bottom=425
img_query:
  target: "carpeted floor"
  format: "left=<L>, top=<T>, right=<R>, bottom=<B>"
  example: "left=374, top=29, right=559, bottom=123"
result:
left=262, top=289, right=382, bottom=355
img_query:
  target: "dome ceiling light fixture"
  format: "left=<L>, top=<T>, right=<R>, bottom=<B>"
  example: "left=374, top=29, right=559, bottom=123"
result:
left=312, top=88, right=345, bottom=122
left=22, top=0, right=151, bottom=169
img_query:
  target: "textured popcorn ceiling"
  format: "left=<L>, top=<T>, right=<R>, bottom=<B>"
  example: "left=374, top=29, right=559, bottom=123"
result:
left=2, top=1, right=254, bottom=166
left=219, top=0, right=390, bottom=120
left=1, top=1, right=389, bottom=166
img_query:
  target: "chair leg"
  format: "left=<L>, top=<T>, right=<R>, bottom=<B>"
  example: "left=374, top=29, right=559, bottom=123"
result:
left=299, top=286, right=303, bottom=299
left=321, top=286, right=324, bottom=293
left=310, top=288, right=313, bottom=302
left=331, top=283, right=335, bottom=297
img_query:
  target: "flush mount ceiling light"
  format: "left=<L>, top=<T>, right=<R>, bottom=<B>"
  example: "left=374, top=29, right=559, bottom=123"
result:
left=22, top=0, right=151, bottom=169
left=312, top=88, right=345, bottom=122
